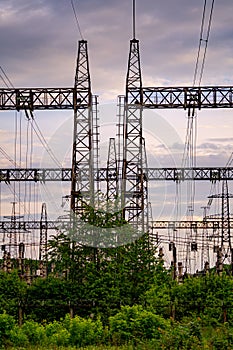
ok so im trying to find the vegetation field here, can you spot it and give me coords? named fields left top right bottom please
left=1, top=233, right=233, bottom=349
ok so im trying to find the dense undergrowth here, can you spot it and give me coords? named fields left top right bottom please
left=1, top=234, right=233, bottom=349
left=1, top=308, right=233, bottom=349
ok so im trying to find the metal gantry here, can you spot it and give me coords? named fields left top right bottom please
left=0, top=219, right=231, bottom=232
left=1, top=86, right=233, bottom=110
left=1, top=167, right=233, bottom=182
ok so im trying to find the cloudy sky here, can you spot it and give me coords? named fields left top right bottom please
left=1, top=0, right=233, bottom=90
left=0, top=0, right=233, bottom=224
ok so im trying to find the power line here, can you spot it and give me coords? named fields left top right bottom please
left=198, top=0, right=215, bottom=86
left=0, top=146, right=19, bottom=167
left=0, top=66, right=14, bottom=88
left=27, top=114, right=62, bottom=168
left=193, top=0, right=215, bottom=86
left=193, top=0, right=207, bottom=86
left=179, top=0, right=215, bottom=272
left=0, top=73, right=10, bottom=88
left=70, top=0, right=84, bottom=40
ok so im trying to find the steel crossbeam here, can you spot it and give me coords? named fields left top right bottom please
left=0, top=219, right=232, bottom=231
left=146, top=167, right=233, bottom=181
left=130, top=86, right=233, bottom=109
left=0, top=167, right=233, bottom=182
left=0, top=168, right=72, bottom=182
left=1, top=86, right=233, bottom=110
left=150, top=220, right=233, bottom=230
left=0, top=220, right=59, bottom=231
left=0, top=88, right=75, bottom=110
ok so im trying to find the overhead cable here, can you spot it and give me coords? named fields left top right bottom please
left=70, top=0, right=84, bottom=40
left=30, top=116, right=62, bottom=168
left=193, top=0, right=215, bottom=86
left=0, top=66, right=14, bottom=88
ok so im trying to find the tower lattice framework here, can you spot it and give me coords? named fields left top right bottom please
left=122, top=38, right=149, bottom=234
left=71, top=40, right=99, bottom=213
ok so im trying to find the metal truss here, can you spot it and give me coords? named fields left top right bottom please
left=0, top=168, right=71, bottom=182
left=146, top=167, right=233, bottom=181
left=39, top=203, right=48, bottom=262
left=0, top=220, right=59, bottom=231
left=0, top=88, right=75, bottom=110
left=221, top=180, right=232, bottom=248
left=200, top=207, right=210, bottom=270
left=142, top=138, right=149, bottom=232
left=1, top=86, right=233, bottom=111
left=0, top=219, right=232, bottom=232
left=106, top=138, right=118, bottom=201
left=129, top=86, right=233, bottom=109
left=208, top=180, right=233, bottom=250
left=122, top=38, right=148, bottom=232
left=71, top=40, right=95, bottom=211
left=150, top=220, right=233, bottom=230
left=1, top=167, right=233, bottom=182
left=8, top=202, right=17, bottom=258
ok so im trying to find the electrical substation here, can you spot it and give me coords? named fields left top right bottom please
left=0, top=1, right=233, bottom=279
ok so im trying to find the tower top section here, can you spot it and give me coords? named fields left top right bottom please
left=132, top=0, right=136, bottom=39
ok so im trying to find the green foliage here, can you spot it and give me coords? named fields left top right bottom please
left=68, top=315, right=103, bottom=347
left=45, top=319, right=70, bottom=347
left=9, top=326, right=29, bottom=347
left=0, top=312, right=16, bottom=347
left=109, top=305, right=169, bottom=344
left=26, top=275, right=70, bottom=322
left=4, top=226, right=233, bottom=349
left=0, top=270, right=27, bottom=318
left=45, top=231, right=158, bottom=323
left=21, top=320, right=46, bottom=345
left=144, top=271, right=233, bottom=326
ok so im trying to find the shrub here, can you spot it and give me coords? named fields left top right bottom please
left=109, top=305, right=169, bottom=344
left=9, top=327, right=29, bottom=347
left=45, top=319, right=70, bottom=346
left=68, top=315, right=103, bottom=347
left=0, top=312, right=16, bottom=347
left=21, top=320, right=46, bottom=345
left=49, top=328, right=70, bottom=346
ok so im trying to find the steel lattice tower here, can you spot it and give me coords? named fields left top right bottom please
left=8, top=202, right=18, bottom=258
left=39, top=203, right=48, bottom=262
left=71, top=40, right=98, bottom=213
left=107, top=138, right=118, bottom=201
left=221, top=180, right=232, bottom=250
left=208, top=180, right=233, bottom=271
left=122, top=38, right=148, bottom=234
left=200, top=206, right=210, bottom=271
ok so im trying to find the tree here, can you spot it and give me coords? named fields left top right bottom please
left=0, top=271, right=27, bottom=320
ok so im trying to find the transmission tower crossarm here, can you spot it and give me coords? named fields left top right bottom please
left=150, top=220, right=233, bottom=230
left=1, top=86, right=233, bottom=110
left=0, top=219, right=232, bottom=232
left=0, top=167, right=233, bottom=182
left=127, top=86, right=233, bottom=109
